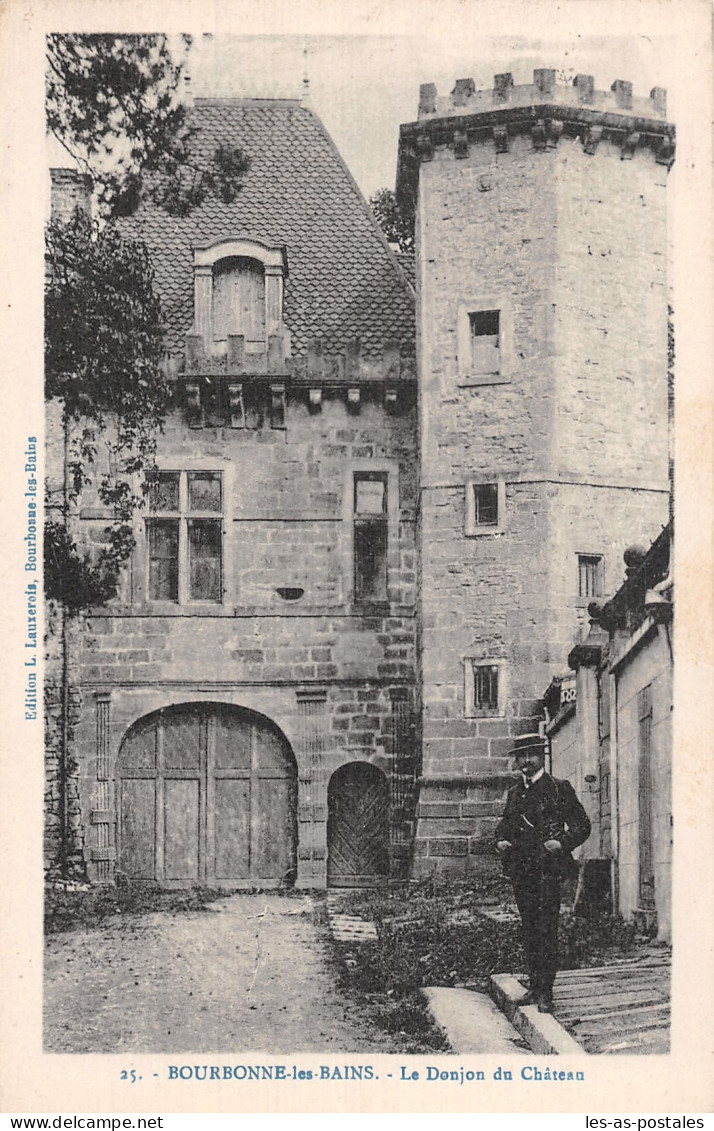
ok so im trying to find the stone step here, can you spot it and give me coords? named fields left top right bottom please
left=424, top=987, right=530, bottom=1055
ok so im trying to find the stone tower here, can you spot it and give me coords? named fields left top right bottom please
left=396, top=70, right=675, bottom=874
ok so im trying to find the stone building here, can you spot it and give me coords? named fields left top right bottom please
left=45, top=70, right=675, bottom=889
left=46, top=96, right=419, bottom=890
left=545, top=525, right=673, bottom=940
left=396, top=70, right=674, bottom=873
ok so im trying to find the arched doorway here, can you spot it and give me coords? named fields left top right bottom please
left=116, top=703, right=297, bottom=887
left=327, top=762, right=389, bottom=887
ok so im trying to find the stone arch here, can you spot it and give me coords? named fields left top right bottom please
left=116, top=702, right=297, bottom=888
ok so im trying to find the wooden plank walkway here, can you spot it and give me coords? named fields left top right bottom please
left=549, top=957, right=671, bottom=1054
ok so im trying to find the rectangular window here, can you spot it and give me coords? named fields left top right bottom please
left=458, top=296, right=512, bottom=386
left=465, top=660, right=504, bottom=717
left=147, top=471, right=223, bottom=604
left=353, top=472, right=388, bottom=603
left=465, top=479, right=505, bottom=536
left=472, top=483, right=498, bottom=526
left=473, top=663, right=499, bottom=711
left=578, top=554, right=604, bottom=599
left=470, top=310, right=500, bottom=374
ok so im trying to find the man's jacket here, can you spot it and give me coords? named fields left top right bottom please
left=495, top=773, right=591, bottom=879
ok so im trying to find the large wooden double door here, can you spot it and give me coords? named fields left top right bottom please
left=116, top=703, right=297, bottom=887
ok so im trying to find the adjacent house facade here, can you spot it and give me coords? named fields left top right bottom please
left=546, top=525, right=673, bottom=940
left=45, top=71, right=676, bottom=896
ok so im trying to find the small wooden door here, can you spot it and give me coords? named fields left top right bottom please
left=117, top=704, right=297, bottom=887
left=327, top=762, right=389, bottom=887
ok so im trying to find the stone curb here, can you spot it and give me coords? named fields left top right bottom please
left=489, top=974, right=586, bottom=1056
left=423, top=986, right=530, bottom=1055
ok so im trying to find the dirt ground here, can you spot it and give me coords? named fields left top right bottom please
left=43, top=892, right=400, bottom=1054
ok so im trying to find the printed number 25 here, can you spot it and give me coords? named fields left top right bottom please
left=120, top=1069, right=138, bottom=1083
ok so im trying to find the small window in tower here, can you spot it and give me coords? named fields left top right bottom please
left=470, top=310, right=500, bottom=374
left=578, top=554, right=604, bottom=600
left=353, top=472, right=388, bottom=604
left=473, top=483, right=498, bottom=526
left=465, top=659, right=505, bottom=717
left=465, top=478, right=505, bottom=536
left=458, top=297, right=512, bottom=386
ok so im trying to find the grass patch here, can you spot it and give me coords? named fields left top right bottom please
left=331, top=875, right=641, bottom=1049
left=45, top=884, right=226, bottom=935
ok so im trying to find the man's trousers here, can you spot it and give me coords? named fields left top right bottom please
left=511, top=869, right=562, bottom=995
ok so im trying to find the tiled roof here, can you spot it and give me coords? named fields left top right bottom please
left=124, top=98, right=415, bottom=360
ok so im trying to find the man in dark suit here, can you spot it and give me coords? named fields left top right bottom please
left=495, top=733, right=591, bottom=1013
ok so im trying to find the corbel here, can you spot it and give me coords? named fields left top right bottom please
left=546, top=119, right=563, bottom=148
left=308, top=388, right=323, bottom=414
left=270, top=382, right=286, bottom=429
left=227, top=380, right=245, bottom=429
left=656, top=135, right=675, bottom=167
left=531, top=120, right=547, bottom=151
left=620, top=130, right=641, bottom=160
left=453, top=129, right=469, bottom=159
left=583, top=125, right=603, bottom=155
left=493, top=125, right=510, bottom=154
left=185, top=380, right=203, bottom=428
left=384, top=387, right=398, bottom=412
left=347, top=387, right=361, bottom=413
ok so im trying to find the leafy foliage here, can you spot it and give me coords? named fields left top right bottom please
left=46, top=34, right=249, bottom=218
left=369, top=187, right=415, bottom=255
left=45, top=211, right=169, bottom=611
left=333, top=877, right=639, bottom=1046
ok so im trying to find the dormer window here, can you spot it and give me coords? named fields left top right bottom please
left=212, top=257, right=265, bottom=346
left=192, top=235, right=288, bottom=357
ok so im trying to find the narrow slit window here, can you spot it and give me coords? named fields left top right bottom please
left=354, top=473, right=388, bottom=603
left=578, top=554, right=604, bottom=599
left=473, top=663, right=500, bottom=713
left=473, top=483, right=499, bottom=526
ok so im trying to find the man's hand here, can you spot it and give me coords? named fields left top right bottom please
left=544, top=839, right=562, bottom=852
left=496, top=840, right=512, bottom=853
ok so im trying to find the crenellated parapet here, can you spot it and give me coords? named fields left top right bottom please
left=397, top=69, right=675, bottom=206
left=161, top=336, right=416, bottom=427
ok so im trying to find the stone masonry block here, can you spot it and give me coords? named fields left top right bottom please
left=428, top=838, right=468, bottom=857
left=461, top=801, right=501, bottom=817
left=417, top=802, right=462, bottom=819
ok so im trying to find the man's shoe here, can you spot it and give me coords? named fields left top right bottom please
left=536, top=992, right=554, bottom=1013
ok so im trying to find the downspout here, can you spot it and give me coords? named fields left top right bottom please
left=59, top=418, right=70, bottom=878
left=608, top=667, right=620, bottom=916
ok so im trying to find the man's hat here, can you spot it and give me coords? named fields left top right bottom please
left=508, top=733, right=547, bottom=759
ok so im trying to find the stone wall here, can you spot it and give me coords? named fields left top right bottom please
left=56, top=389, right=418, bottom=886
left=614, top=624, right=672, bottom=942
left=410, top=84, right=671, bottom=873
